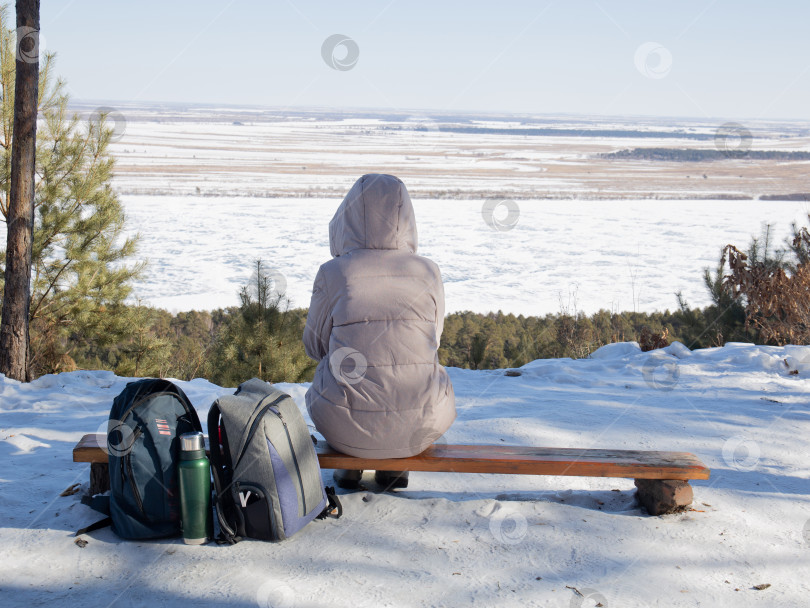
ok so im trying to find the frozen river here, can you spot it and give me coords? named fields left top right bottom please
left=121, top=195, right=810, bottom=316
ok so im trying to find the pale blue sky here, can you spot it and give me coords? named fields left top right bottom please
left=41, top=0, right=810, bottom=119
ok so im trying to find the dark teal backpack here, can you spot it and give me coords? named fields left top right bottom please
left=80, top=378, right=203, bottom=539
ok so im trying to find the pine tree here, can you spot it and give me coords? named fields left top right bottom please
left=210, top=260, right=314, bottom=386
left=0, top=9, right=142, bottom=378
left=469, top=332, right=488, bottom=370
left=786, top=215, right=810, bottom=272
left=0, top=1, right=39, bottom=380
left=115, top=303, right=172, bottom=378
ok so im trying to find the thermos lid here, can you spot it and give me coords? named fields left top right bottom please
left=180, top=431, right=205, bottom=452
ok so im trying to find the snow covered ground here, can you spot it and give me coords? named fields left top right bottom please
left=122, top=194, right=810, bottom=315
left=1, top=341, right=809, bottom=606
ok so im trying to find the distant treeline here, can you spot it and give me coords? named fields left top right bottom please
left=70, top=303, right=315, bottom=388
left=438, top=304, right=753, bottom=369
left=60, top=300, right=750, bottom=383
left=760, top=193, right=810, bottom=202
left=600, top=148, right=810, bottom=162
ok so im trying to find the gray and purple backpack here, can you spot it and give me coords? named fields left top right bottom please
left=208, top=378, right=341, bottom=543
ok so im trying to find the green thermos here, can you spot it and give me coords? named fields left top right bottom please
left=178, top=431, right=213, bottom=545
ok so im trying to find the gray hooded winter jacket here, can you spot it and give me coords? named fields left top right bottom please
left=304, top=174, right=456, bottom=458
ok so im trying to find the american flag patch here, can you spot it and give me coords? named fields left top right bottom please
left=155, top=419, right=171, bottom=436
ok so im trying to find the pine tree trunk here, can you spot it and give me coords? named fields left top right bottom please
left=0, top=1, right=41, bottom=381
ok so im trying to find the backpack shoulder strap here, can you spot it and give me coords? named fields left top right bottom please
left=76, top=517, right=113, bottom=536
left=207, top=400, right=240, bottom=544
left=76, top=494, right=112, bottom=536
left=317, top=486, right=343, bottom=520
left=167, top=380, right=202, bottom=430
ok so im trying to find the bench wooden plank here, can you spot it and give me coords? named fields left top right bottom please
left=73, top=433, right=710, bottom=481
left=73, top=433, right=113, bottom=463
left=316, top=444, right=709, bottom=480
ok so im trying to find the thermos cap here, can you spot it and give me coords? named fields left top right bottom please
left=180, top=431, right=205, bottom=452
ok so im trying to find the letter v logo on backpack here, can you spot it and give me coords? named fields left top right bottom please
left=239, top=491, right=251, bottom=508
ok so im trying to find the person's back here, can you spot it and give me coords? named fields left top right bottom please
left=304, top=174, right=456, bottom=460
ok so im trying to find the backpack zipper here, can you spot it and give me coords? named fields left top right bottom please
left=268, top=408, right=307, bottom=515
left=124, top=427, right=145, bottom=515
left=233, top=394, right=288, bottom=470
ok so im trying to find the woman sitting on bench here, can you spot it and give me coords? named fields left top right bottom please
left=303, top=174, right=456, bottom=489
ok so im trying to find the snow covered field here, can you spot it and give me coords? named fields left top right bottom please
left=89, top=104, right=810, bottom=315
left=1, top=341, right=809, bottom=606
left=96, top=105, right=810, bottom=201
left=122, top=194, right=810, bottom=315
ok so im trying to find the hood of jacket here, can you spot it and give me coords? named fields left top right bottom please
left=329, top=174, right=418, bottom=257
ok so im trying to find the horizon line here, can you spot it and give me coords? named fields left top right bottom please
left=62, top=98, right=810, bottom=125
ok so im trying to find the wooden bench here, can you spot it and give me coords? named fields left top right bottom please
left=73, top=433, right=710, bottom=515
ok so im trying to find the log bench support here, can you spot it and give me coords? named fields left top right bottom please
left=634, top=479, right=694, bottom=516
left=90, top=462, right=110, bottom=496
left=73, top=434, right=709, bottom=516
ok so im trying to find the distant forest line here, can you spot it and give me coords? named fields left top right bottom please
left=58, top=301, right=750, bottom=386
left=600, top=148, right=810, bottom=162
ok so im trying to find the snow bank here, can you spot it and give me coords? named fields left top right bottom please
left=1, top=342, right=808, bottom=606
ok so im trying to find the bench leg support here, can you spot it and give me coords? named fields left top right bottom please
left=634, top=479, right=693, bottom=515
left=90, top=463, right=110, bottom=495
